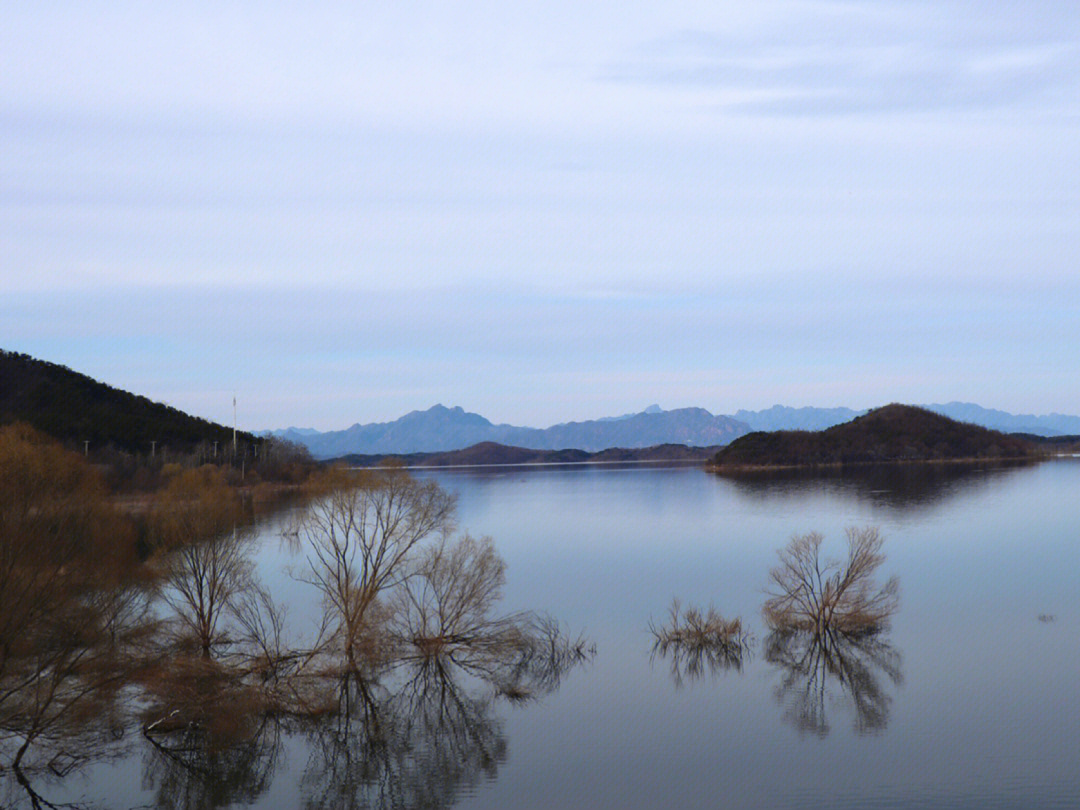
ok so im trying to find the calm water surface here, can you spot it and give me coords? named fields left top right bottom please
left=39, top=459, right=1080, bottom=808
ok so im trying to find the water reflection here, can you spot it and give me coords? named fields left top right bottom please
left=142, top=716, right=283, bottom=810
left=299, top=664, right=505, bottom=810
left=764, top=627, right=902, bottom=736
left=137, top=620, right=591, bottom=810
left=718, top=461, right=1036, bottom=513
left=652, top=637, right=748, bottom=687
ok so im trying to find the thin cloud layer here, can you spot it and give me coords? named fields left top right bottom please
left=608, top=2, right=1079, bottom=114
left=2, top=1, right=1078, bottom=426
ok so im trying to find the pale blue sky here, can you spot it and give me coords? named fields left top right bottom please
left=3, top=1, right=1078, bottom=429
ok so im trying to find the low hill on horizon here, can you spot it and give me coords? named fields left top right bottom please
left=712, top=404, right=1041, bottom=468
left=339, top=441, right=723, bottom=468
left=0, top=349, right=256, bottom=456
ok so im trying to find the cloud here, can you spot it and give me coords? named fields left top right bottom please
left=606, top=2, right=1080, bottom=114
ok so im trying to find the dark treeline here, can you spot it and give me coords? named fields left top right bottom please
left=713, top=404, right=1040, bottom=468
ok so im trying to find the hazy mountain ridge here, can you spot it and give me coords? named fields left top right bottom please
left=733, top=405, right=864, bottom=432
left=275, top=401, right=1080, bottom=459
left=922, top=402, right=1080, bottom=436
left=283, top=404, right=750, bottom=459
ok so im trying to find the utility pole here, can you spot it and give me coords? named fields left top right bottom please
left=150, top=440, right=157, bottom=458
left=233, top=395, right=237, bottom=456
left=83, top=440, right=89, bottom=457
left=213, top=440, right=218, bottom=458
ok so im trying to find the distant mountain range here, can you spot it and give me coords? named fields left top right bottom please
left=269, top=405, right=748, bottom=459
left=268, top=401, right=1080, bottom=459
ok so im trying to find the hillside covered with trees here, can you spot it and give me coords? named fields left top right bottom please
left=1, top=349, right=256, bottom=456
left=711, top=404, right=1041, bottom=469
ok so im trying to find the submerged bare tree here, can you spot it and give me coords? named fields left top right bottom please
left=650, top=600, right=751, bottom=687
left=762, top=526, right=902, bottom=734
left=763, top=527, right=899, bottom=635
left=294, top=465, right=457, bottom=668
left=394, top=534, right=518, bottom=654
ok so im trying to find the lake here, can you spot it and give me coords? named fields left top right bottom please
left=20, top=458, right=1080, bottom=808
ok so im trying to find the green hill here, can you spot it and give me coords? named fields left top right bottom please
left=712, top=404, right=1040, bottom=469
left=0, top=349, right=254, bottom=455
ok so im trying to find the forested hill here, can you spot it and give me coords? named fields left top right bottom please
left=712, top=404, right=1041, bottom=468
left=0, top=350, right=254, bottom=455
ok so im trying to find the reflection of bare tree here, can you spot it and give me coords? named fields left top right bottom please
left=299, top=622, right=592, bottom=810
left=299, top=664, right=503, bottom=810
left=652, top=635, right=748, bottom=688
left=141, top=713, right=283, bottom=810
left=764, top=627, right=902, bottom=736
left=474, top=614, right=595, bottom=702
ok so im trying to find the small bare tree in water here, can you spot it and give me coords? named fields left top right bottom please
left=763, top=527, right=899, bottom=634
left=294, top=464, right=457, bottom=668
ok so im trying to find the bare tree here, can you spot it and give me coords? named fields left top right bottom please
left=149, top=467, right=255, bottom=659
left=395, top=534, right=511, bottom=653
left=293, top=465, right=457, bottom=668
left=763, top=527, right=899, bottom=635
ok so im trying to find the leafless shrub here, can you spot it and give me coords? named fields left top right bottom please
left=649, top=600, right=751, bottom=686
left=763, top=527, right=899, bottom=635
left=651, top=599, right=749, bottom=648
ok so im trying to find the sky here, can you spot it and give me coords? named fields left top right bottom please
left=3, top=1, right=1078, bottom=430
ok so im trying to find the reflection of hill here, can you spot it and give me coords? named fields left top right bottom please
left=718, top=461, right=1036, bottom=514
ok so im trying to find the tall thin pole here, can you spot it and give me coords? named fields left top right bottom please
left=233, top=395, right=237, bottom=456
